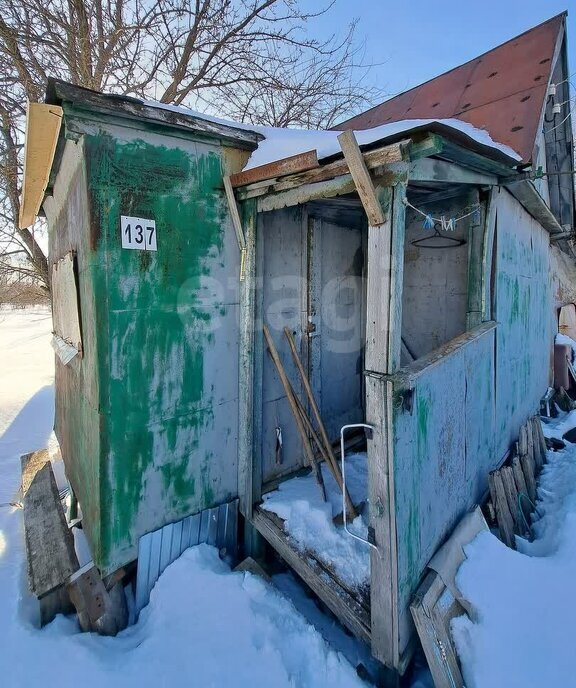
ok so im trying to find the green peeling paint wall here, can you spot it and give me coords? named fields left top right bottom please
left=49, top=112, right=247, bottom=575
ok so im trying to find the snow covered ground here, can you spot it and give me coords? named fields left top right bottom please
left=4, top=307, right=576, bottom=688
left=262, top=453, right=371, bottom=590
left=0, top=308, right=368, bottom=688
left=453, top=411, right=576, bottom=687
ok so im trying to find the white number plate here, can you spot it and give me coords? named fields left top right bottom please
left=120, top=216, right=157, bottom=251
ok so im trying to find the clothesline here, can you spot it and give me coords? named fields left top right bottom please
left=402, top=197, right=481, bottom=232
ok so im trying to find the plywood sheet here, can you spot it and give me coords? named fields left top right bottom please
left=51, top=252, right=82, bottom=353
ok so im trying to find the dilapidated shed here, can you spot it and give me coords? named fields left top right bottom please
left=19, top=11, right=575, bottom=677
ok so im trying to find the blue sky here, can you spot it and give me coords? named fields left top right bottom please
left=304, top=0, right=575, bottom=103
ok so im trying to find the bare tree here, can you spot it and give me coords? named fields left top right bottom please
left=0, top=1, right=381, bottom=291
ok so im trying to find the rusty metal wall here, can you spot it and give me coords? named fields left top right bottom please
left=135, top=499, right=238, bottom=614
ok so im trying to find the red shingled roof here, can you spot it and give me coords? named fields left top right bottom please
left=335, top=13, right=566, bottom=164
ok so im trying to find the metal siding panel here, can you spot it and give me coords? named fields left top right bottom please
left=147, top=528, right=164, bottom=598
left=170, top=519, right=184, bottom=560
left=159, top=524, right=173, bottom=575
left=135, top=531, right=152, bottom=612
left=207, top=507, right=219, bottom=546
left=135, top=499, right=239, bottom=614
left=180, top=515, right=193, bottom=551
left=188, top=512, right=202, bottom=547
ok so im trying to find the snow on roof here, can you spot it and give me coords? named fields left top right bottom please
left=145, top=100, right=522, bottom=172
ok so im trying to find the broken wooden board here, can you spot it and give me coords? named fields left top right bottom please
left=337, top=130, right=386, bottom=226
left=21, top=451, right=78, bottom=599
left=410, top=571, right=465, bottom=688
left=67, top=564, right=128, bottom=636
left=21, top=450, right=128, bottom=634
left=230, top=150, right=319, bottom=187
left=488, top=470, right=515, bottom=548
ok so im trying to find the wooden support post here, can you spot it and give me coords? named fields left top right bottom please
left=238, top=199, right=258, bottom=518
left=366, top=183, right=406, bottom=669
left=338, top=130, right=387, bottom=227
left=466, top=189, right=484, bottom=330
left=481, top=188, right=497, bottom=322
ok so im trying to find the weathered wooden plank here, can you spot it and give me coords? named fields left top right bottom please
left=409, top=158, right=498, bottom=186
left=407, top=134, right=444, bottom=161
left=49, top=79, right=262, bottom=149
left=239, top=141, right=407, bottom=199
left=511, top=456, right=531, bottom=526
left=257, top=174, right=357, bottom=212
left=367, top=376, right=399, bottom=668
left=525, top=419, right=536, bottom=471
left=223, top=175, right=246, bottom=251
left=488, top=470, right=515, bottom=548
left=410, top=571, right=465, bottom=688
left=365, top=186, right=393, bottom=373
left=480, top=187, right=497, bottom=319
left=51, top=252, right=82, bottom=354
left=500, top=465, right=521, bottom=535
left=67, top=564, right=128, bottom=636
left=519, top=451, right=537, bottom=504
left=19, top=102, right=63, bottom=229
left=21, top=452, right=79, bottom=598
left=531, top=416, right=547, bottom=470
left=387, top=184, right=407, bottom=371
left=238, top=200, right=257, bottom=517
left=395, top=321, right=497, bottom=386
left=505, top=179, right=564, bottom=235
left=466, top=189, right=484, bottom=329
left=337, top=130, right=386, bottom=226
left=230, top=150, right=319, bottom=187
left=252, top=507, right=371, bottom=645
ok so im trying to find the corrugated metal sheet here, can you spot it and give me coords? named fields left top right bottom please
left=335, top=13, right=565, bottom=163
left=135, top=499, right=238, bottom=614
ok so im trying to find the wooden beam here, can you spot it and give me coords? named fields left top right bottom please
left=362, top=172, right=415, bottom=370
left=238, top=199, right=257, bottom=518
left=19, top=103, right=63, bottom=228
left=238, top=140, right=407, bottom=200
left=481, top=188, right=497, bottom=321
left=223, top=175, right=246, bottom=250
left=504, top=179, right=564, bottom=235
left=466, top=189, right=484, bottom=329
left=230, top=150, right=319, bottom=187
left=252, top=508, right=371, bottom=644
left=337, top=130, right=386, bottom=226
left=367, top=375, right=399, bottom=668
left=409, top=157, right=498, bottom=186
left=365, top=185, right=406, bottom=669
left=257, top=174, right=357, bottom=212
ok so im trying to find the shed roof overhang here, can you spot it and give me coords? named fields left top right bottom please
left=19, top=79, right=264, bottom=229
left=232, top=128, right=562, bottom=236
